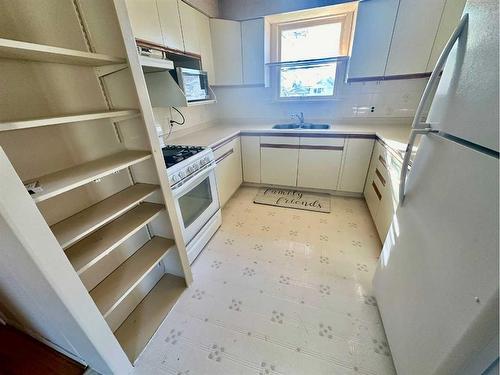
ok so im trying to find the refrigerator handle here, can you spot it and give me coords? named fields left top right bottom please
left=399, top=13, right=469, bottom=206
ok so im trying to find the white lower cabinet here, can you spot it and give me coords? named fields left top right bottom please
left=363, top=140, right=402, bottom=241
left=214, top=138, right=243, bottom=207
left=260, top=136, right=299, bottom=186
left=339, top=138, right=375, bottom=192
left=241, top=136, right=261, bottom=183
left=297, top=137, right=344, bottom=190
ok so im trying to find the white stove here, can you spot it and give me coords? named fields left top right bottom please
left=161, top=145, right=221, bottom=264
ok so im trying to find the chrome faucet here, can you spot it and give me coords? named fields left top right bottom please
left=291, top=112, right=304, bottom=124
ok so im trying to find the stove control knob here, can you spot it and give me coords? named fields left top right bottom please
left=193, top=163, right=199, bottom=170
left=187, top=166, right=194, bottom=173
left=171, top=175, right=178, bottom=183
left=200, top=157, right=208, bottom=165
left=178, top=171, right=185, bottom=178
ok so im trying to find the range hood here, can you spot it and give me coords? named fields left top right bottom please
left=137, top=43, right=216, bottom=107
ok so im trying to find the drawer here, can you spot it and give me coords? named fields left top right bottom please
left=365, top=179, right=382, bottom=219
left=213, top=137, right=239, bottom=160
left=299, top=137, right=344, bottom=147
left=260, top=136, right=299, bottom=145
left=374, top=164, right=388, bottom=188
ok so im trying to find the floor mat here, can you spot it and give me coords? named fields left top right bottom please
left=253, top=187, right=331, bottom=213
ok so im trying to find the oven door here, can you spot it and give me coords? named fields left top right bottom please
left=171, top=163, right=220, bottom=244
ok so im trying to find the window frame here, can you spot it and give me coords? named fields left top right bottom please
left=270, top=12, right=355, bottom=101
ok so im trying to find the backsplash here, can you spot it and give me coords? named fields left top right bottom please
left=153, top=77, right=428, bottom=143
left=213, top=78, right=428, bottom=121
left=153, top=104, right=218, bottom=141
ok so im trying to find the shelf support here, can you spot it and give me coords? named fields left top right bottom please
left=95, top=64, right=129, bottom=77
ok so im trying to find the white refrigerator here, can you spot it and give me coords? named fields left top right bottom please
left=373, top=1, right=499, bottom=374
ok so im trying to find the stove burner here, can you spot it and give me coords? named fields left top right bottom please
left=162, top=145, right=205, bottom=168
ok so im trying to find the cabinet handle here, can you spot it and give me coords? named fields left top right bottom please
left=375, top=168, right=386, bottom=186
left=372, top=181, right=382, bottom=200
left=378, top=155, right=387, bottom=168
left=260, top=143, right=300, bottom=149
left=215, top=148, right=234, bottom=164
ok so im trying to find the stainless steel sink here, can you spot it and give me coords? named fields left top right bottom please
left=272, top=123, right=301, bottom=129
left=299, top=123, right=331, bottom=129
left=272, top=123, right=331, bottom=130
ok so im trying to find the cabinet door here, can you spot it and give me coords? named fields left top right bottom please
left=210, top=19, right=243, bottom=85
left=125, top=0, right=163, bottom=44
left=339, top=138, right=375, bottom=192
left=179, top=1, right=200, bottom=54
left=215, top=139, right=243, bottom=207
left=426, top=0, right=467, bottom=71
left=348, top=0, right=399, bottom=79
left=365, top=179, right=383, bottom=223
left=297, top=137, right=344, bottom=190
left=197, top=11, right=215, bottom=85
left=241, top=18, right=265, bottom=85
left=156, top=0, right=184, bottom=50
left=385, top=0, right=446, bottom=75
left=260, top=137, right=299, bottom=187
left=241, top=136, right=260, bottom=183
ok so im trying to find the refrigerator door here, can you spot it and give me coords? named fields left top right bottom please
left=373, top=133, right=499, bottom=375
left=427, top=0, right=499, bottom=152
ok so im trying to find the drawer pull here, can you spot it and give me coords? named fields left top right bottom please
left=260, top=143, right=300, bottom=149
left=378, top=155, right=387, bottom=168
left=372, top=181, right=382, bottom=200
left=215, top=148, right=234, bottom=164
left=375, top=168, right=386, bottom=186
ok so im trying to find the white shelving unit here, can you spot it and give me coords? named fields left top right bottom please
left=0, top=1, right=193, bottom=373
left=0, top=37, right=126, bottom=66
left=51, top=183, right=159, bottom=249
left=65, top=202, right=164, bottom=274
left=0, top=109, right=140, bottom=132
left=28, top=150, right=152, bottom=203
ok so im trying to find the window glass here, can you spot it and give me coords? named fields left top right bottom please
left=280, top=63, right=337, bottom=97
left=280, top=23, right=342, bottom=61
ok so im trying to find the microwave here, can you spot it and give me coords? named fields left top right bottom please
left=175, top=67, right=210, bottom=102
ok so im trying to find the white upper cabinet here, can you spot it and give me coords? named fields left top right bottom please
left=125, top=0, right=163, bottom=45
left=179, top=1, right=201, bottom=54
left=196, top=11, right=215, bottom=84
left=426, top=0, right=467, bottom=71
left=348, top=0, right=399, bottom=79
left=385, top=0, right=446, bottom=76
left=241, top=18, right=265, bottom=85
left=210, top=19, right=243, bottom=86
left=156, top=0, right=184, bottom=50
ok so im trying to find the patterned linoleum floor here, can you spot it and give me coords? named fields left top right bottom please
left=133, top=187, right=396, bottom=375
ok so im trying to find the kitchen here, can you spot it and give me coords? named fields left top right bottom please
left=0, top=0, right=498, bottom=374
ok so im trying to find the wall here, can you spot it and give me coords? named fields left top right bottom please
left=218, top=0, right=352, bottom=20
left=153, top=103, right=218, bottom=140
left=184, top=0, right=219, bottom=17
left=213, top=78, right=427, bottom=122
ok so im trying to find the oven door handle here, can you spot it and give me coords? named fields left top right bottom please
left=171, top=161, right=216, bottom=197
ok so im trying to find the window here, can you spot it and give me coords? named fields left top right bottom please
left=269, top=8, right=355, bottom=100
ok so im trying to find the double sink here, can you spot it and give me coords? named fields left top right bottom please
left=272, top=123, right=331, bottom=130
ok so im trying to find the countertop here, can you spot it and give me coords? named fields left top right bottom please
left=168, top=119, right=415, bottom=162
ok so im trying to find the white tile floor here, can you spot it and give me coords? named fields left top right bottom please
left=133, top=187, right=396, bottom=375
